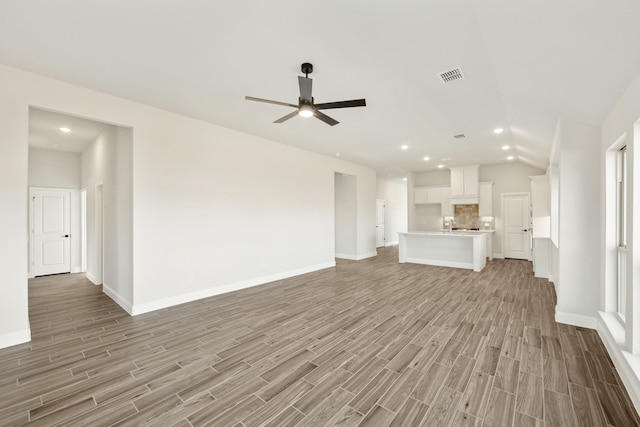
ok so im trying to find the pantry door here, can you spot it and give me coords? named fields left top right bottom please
left=503, top=193, right=531, bottom=260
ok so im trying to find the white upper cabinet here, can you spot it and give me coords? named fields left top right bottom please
left=478, top=182, right=494, bottom=216
left=450, top=165, right=479, bottom=203
left=414, top=186, right=428, bottom=204
left=414, top=186, right=453, bottom=216
left=440, top=187, right=453, bottom=216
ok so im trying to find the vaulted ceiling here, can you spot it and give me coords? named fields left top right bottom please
left=3, top=1, right=640, bottom=179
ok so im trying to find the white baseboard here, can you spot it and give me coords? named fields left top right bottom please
left=336, top=253, right=358, bottom=260
left=102, top=283, right=133, bottom=315
left=493, top=253, right=504, bottom=259
left=555, top=311, right=598, bottom=329
left=335, top=251, right=378, bottom=261
left=0, top=328, right=31, bottom=349
left=72, top=266, right=82, bottom=274
left=403, top=257, right=473, bottom=271
left=27, top=272, right=34, bottom=279
left=357, top=251, right=377, bottom=260
left=131, top=261, right=336, bottom=316
left=598, top=312, right=640, bottom=412
left=385, top=241, right=399, bottom=247
left=86, top=272, right=100, bottom=285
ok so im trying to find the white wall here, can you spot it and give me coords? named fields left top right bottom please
left=376, top=178, right=408, bottom=245
left=553, top=118, right=601, bottom=328
left=335, top=173, right=358, bottom=258
left=81, top=125, right=134, bottom=311
left=0, top=64, right=377, bottom=343
left=0, top=91, right=30, bottom=348
left=29, top=147, right=81, bottom=188
left=28, top=147, right=82, bottom=274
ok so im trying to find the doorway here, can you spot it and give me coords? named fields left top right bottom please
left=29, top=187, right=72, bottom=276
left=502, top=192, right=531, bottom=260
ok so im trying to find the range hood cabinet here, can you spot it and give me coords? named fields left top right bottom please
left=449, top=165, right=479, bottom=204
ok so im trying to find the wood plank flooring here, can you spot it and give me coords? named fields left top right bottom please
left=1, top=246, right=638, bottom=426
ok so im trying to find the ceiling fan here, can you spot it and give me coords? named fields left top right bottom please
left=245, top=63, right=366, bottom=126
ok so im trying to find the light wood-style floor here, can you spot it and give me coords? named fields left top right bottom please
left=1, top=247, right=638, bottom=426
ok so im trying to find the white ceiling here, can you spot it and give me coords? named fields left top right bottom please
left=4, top=1, right=640, bottom=179
left=29, top=108, right=108, bottom=153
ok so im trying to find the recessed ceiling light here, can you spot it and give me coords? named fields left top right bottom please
left=437, top=164, right=445, bottom=169
left=403, top=177, right=407, bottom=181
left=59, top=127, right=71, bottom=133
left=401, top=144, right=409, bottom=150
left=423, top=156, right=430, bottom=161
left=507, top=156, right=514, bottom=160
left=494, top=128, right=504, bottom=134
left=52, top=144, right=60, bottom=149
left=335, top=153, right=340, bottom=157
left=501, top=145, right=510, bottom=150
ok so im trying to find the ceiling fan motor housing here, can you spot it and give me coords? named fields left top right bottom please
left=301, top=63, right=313, bottom=76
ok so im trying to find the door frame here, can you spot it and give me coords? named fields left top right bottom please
left=501, top=192, right=532, bottom=261
left=376, top=199, right=385, bottom=248
left=28, top=186, right=73, bottom=278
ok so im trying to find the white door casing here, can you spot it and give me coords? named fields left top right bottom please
left=30, top=187, right=72, bottom=276
left=376, top=199, right=385, bottom=248
left=502, top=193, right=531, bottom=260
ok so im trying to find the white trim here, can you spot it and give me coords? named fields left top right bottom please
left=27, top=272, right=35, bottom=279
left=555, top=311, right=598, bottom=329
left=598, top=312, right=640, bottom=412
left=492, top=253, right=504, bottom=259
left=0, top=328, right=31, bottom=349
left=72, top=266, right=82, bottom=273
left=385, top=241, right=399, bottom=247
left=130, top=261, right=336, bottom=316
left=102, top=283, right=133, bottom=315
left=336, top=252, right=377, bottom=261
left=86, top=272, right=100, bottom=285
left=403, top=257, right=475, bottom=271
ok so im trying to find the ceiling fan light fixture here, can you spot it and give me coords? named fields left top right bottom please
left=298, top=105, right=314, bottom=118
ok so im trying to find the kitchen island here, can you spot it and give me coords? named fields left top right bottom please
left=399, top=231, right=487, bottom=272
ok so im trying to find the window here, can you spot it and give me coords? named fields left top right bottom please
left=617, top=146, right=627, bottom=321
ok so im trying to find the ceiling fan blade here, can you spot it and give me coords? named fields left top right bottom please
left=273, top=110, right=300, bottom=124
left=245, top=96, right=298, bottom=108
left=314, top=110, right=339, bottom=126
left=314, top=99, right=367, bottom=110
left=298, top=76, right=313, bottom=103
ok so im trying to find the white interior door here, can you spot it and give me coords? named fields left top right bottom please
left=503, top=193, right=531, bottom=260
left=376, top=199, right=385, bottom=248
left=30, top=188, right=71, bottom=276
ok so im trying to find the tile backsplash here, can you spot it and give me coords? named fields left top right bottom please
left=443, top=204, right=495, bottom=230
left=454, top=204, right=479, bottom=228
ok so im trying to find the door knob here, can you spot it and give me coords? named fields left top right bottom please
left=522, top=229, right=529, bottom=232
left=63, top=234, right=69, bottom=238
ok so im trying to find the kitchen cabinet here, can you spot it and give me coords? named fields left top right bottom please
left=478, top=182, right=494, bottom=216
left=441, top=187, right=453, bottom=216
left=414, top=186, right=453, bottom=216
left=450, top=165, right=479, bottom=204
left=414, top=187, right=428, bottom=204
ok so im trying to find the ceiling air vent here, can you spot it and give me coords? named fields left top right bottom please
left=453, top=134, right=466, bottom=139
left=438, top=67, right=465, bottom=84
